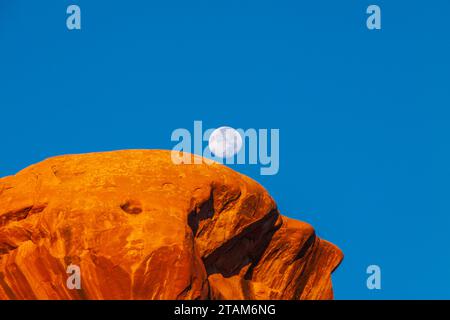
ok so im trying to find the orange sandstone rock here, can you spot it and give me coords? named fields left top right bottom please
left=0, top=150, right=342, bottom=300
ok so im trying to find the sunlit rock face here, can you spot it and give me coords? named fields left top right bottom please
left=0, top=150, right=342, bottom=300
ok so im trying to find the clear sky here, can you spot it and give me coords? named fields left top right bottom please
left=1, top=1, right=449, bottom=299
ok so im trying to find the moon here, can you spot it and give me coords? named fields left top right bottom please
left=208, top=126, right=243, bottom=158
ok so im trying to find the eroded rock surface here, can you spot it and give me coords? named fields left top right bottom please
left=0, top=150, right=342, bottom=300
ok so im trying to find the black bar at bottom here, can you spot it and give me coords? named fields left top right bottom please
left=0, top=300, right=443, bottom=319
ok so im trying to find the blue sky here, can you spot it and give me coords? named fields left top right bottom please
left=1, top=1, right=450, bottom=299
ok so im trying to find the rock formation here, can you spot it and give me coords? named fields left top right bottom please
left=0, top=150, right=342, bottom=300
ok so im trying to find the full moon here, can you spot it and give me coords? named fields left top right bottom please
left=208, top=126, right=243, bottom=158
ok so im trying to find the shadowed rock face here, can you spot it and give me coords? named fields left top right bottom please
left=0, top=150, right=343, bottom=300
